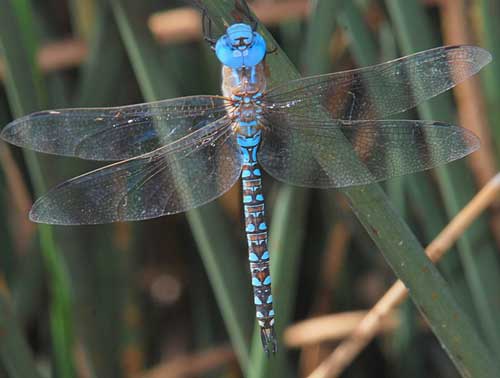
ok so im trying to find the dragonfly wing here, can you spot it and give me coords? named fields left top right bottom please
left=263, top=45, right=491, bottom=120
left=259, top=116, right=479, bottom=188
left=1, top=95, right=229, bottom=161
left=30, top=117, right=241, bottom=224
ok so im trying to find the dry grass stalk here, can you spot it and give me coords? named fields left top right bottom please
left=140, top=345, right=235, bottom=378
left=286, top=310, right=399, bottom=347
left=437, top=0, right=500, bottom=246
left=439, top=0, right=496, bottom=186
left=0, top=0, right=309, bottom=81
left=298, top=221, right=350, bottom=375
left=0, top=142, right=36, bottom=252
left=0, top=38, right=87, bottom=81
left=306, top=173, right=500, bottom=378
left=149, top=0, right=309, bottom=44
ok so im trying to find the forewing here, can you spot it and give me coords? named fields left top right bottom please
left=30, top=118, right=241, bottom=224
left=263, top=45, right=491, bottom=120
left=258, top=116, right=479, bottom=188
left=1, top=95, right=229, bottom=161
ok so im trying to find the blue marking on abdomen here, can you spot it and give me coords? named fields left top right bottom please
left=237, top=132, right=261, bottom=148
left=252, top=277, right=262, bottom=287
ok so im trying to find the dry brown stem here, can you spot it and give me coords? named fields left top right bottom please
left=140, top=345, right=235, bottom=378
left=286, top=310, right=399, bottom=347
left=0, top=1, right=309, bottom=80
left=306, top=173, right=500, bottom=378
left=0, top=142, right=36, bottom=252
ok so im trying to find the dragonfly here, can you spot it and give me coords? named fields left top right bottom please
left=1, top=14, right=491, bottom=354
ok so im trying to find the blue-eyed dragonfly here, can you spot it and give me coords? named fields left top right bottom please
left=1, top=17, right=490, bottom=353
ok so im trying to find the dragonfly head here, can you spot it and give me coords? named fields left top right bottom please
left=215, top=23, right=266, bottom=68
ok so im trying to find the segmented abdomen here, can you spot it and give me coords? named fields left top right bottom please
left=238, top=133, right=276, bottom=342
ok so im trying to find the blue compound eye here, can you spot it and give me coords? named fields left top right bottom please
left=215, top=23, right=267, bottom=68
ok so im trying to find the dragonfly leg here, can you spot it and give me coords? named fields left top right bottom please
left=201, top=8, right=216, bottom=49
left=266, top=45, right=278, bottom=54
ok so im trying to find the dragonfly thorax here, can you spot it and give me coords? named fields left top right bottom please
left=229, top=95, right=263, bottom=137
left=222, top=63, right=266, bottom=138
left=221, top=63, right=267, bottom=97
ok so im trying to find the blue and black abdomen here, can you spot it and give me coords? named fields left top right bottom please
left=238, top=132, right=277, bottom=354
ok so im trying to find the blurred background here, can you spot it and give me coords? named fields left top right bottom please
left=1, top=0, right=500, bottom=377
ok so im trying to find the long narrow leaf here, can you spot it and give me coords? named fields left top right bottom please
left=0, top=290, right=43, bottom=378
left=0, top=1, right=75, bottom=377
left=248, top=1, right=344, bottom=375
left=386, top=0, right=500, bottom=356
left=479, top=0, right=500, bottom=156
left=200, top=1, right=499, bottom=377
left=110, top=0, right=254, bottom=371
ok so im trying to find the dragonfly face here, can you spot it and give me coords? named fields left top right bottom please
left=227, top=23, right=254, bottom=47
left=215, top=23, right=266, bottom=68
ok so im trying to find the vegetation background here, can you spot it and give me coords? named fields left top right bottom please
left=1, top=0, right=500, bottom=377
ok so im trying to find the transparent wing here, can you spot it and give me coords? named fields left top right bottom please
left=30, top=117, right=241, bottom=225
left=1, top=95, right=230, bottom=161
left=258, top=116, right=479, bottom=188
left=263, top=45, right=491, bottom=120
